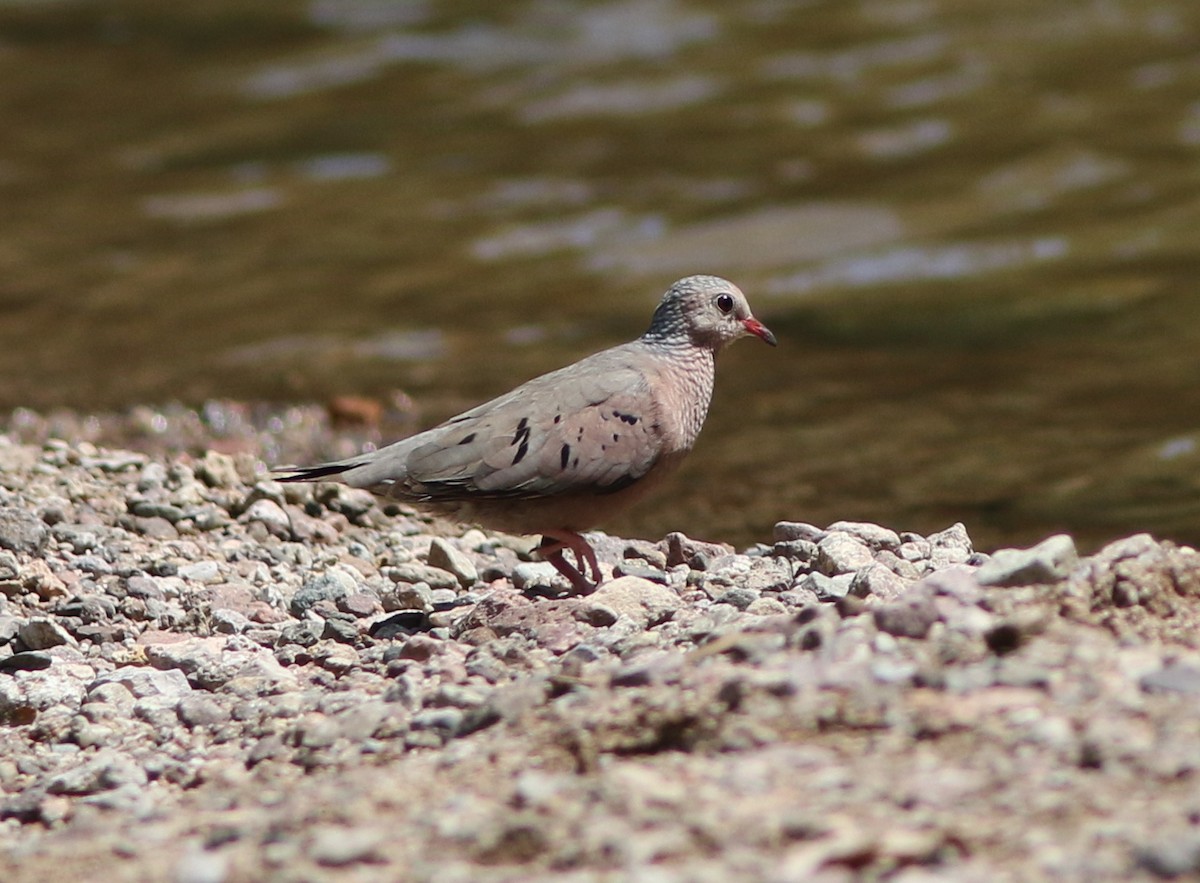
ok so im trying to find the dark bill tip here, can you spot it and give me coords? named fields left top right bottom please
left=743, top=317, right=777, bottom=347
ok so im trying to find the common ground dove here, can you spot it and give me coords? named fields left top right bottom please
left=276, top=275, right=776, bottom=594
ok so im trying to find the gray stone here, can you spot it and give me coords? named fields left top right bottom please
left=873, top=591, right=940, bottom=639
left=772, top=539, right=817, bottom=563
left=826, top=521, right=900, bottom=551
left=91, top=667, right=192, bottom=699
left=773, top=521, right=826, bottom=543
left=0, top=507, right=46, bottom=553
left=0, top=550, right=19, bottom=580
left=176, top=694, right=231, bottom=728
left=17, top=618, right=76, bottom=650
left=588, top=576, right=680, bottom=627
left=976, top=534, right=1078, bottom=587
left=798, top=571, right=853, bottom=600
left=511, top=562, right=565, bottom=591
left=815, top=532, right=875, bottom=576
left=241, top=498, right=292, bottom=538
left=129, top=499, right=188, bottom=523
left=291, top=569, right=359, bottom=617
left=178, top=560, right=222, bottom=583
left=427, top=538, right=478, bottom=588
left=714, top=587, right=760, bottom=610
left=46, top=750, right=148, bottom=795
left=0, top=669, right=87, bottom=719
left=1135, top=833, right=1200, bottom=878
left=849, top=562, right=909, bottom=601
left=173, top=849, right=231, bottom=883
left=385, top=561, right=460, bottom=591
left=195, top=450, right=241, bottom=488
left=927, top=523, right=974, bottom=567
left=211, top=608, right=251, bottom=634
left=310, top=826, right=386, bottom=867
left=1140, top=664, right=1200, bottom=696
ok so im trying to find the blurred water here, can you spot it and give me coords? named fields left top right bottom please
left=3, top=0, right=1200, bottom=551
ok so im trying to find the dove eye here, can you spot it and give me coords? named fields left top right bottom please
left=715, top=293, right=735, bottom=314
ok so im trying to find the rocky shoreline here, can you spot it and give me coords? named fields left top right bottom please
left=2, top=407, right=1200, bottom=881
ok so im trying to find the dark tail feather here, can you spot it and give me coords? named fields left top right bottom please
left=274, top=462, right=355, bottom=483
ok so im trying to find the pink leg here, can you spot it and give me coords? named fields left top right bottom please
left=536, top=530, right=602, bottom=595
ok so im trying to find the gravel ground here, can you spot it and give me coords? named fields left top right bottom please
left=3, top=405, right=1200, bottom=882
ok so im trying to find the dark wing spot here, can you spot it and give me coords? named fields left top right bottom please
left=612, top=433, right=619, bottom=443
left=512, top=438, right=529, bottom=465
left=458, top=433, right=476, bottom=445
left=615, top=411, right=638, bottom=425
left=553, top=414, right=561, bottom=424
left=512, top=417, right=529, bottom=445
left=560, top=444, right=570, bottom=470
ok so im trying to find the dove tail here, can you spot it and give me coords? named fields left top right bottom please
left=274, top=462, right=356, bottom=483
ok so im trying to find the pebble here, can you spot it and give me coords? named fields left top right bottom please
left=588, top=576, right=681, bottom=627
left=290, top=569, right=358, bottom=617
left=976, top=533, right=1078, bottom=587
left=309, top=826, right=386, bottom=867
left=815, top=532, right=875, bottom=576
left=17, top=618, right=76, bottom=651
left=91, top=668, right=192, bottom=700
left=240, top=498, right=292, bottom=538
left=0, top=507, right=47, bottom=553
left=178, top=561, right=223, bottom=584
left=427, top=537, right=478, bottom=588
left=385, top=562, right=460, bottom=591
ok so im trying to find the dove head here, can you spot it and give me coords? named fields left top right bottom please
left=645, top=275, right=777, bottom=351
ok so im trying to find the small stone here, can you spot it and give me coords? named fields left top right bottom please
left=511, top=562, right=564, bottom=591
left=588, top=576, right=680, bottom=627
left=278, top=621, right=324, bottom=647
left=240, top=499, right=291, bottom=538
left=663, top=532, right=733, bottom=569
left=176, top=694, right=231, bottom=728
left=174, top=849, right=231, bottom=883
left=427, top=538, right=478, bottom=588
left=927, top=523, right=974, bottom=567
left=338, top=592, right=382, bottom=618
left=195, top=450, right=241, bottom=488
left=385, top=562, right=459, bottom=591
left=1135, top=833, right=1200, bottom=878
left=745, top=597, right=789, bottom=616
left=773, top=521, right=826, bottom=543
left=849, top=562, right=909, bottom=601
left=815, top=532, right=875, bottom=576
left=772, top=539, right=817, bottom=563
left=17, top=618, right=76, bottom=651
left=91, top=667, right=192, bottom=700
left=714, top=587, right=760, bottom=610
left=178, top=561, right=223, bottom=584
left=310, top=826, right=385, bottom=867
left=826, top=521, right=900, bottom=551
left=0, top=507, right=47, bottom=553
left=211, top=608, right=251, bottom=634
left=290, top=569, right=359, bottom=617
left=976, top=534, right=1078, bottom=587
left=1140, top=664, right=1200, bottom=696
left=397, top=634, right=440, bottom=661
left=798, top=571, right=853, bottom=600
left=46, top=750, right=148, bottom=795
left=0, top=652, right=53, bottom=672
left=385, top=581, right=434, bottom=612
left=873, top=591, right=940, bottom=639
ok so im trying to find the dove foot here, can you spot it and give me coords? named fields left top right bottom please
left=536, top=530, right=602, bottom=595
